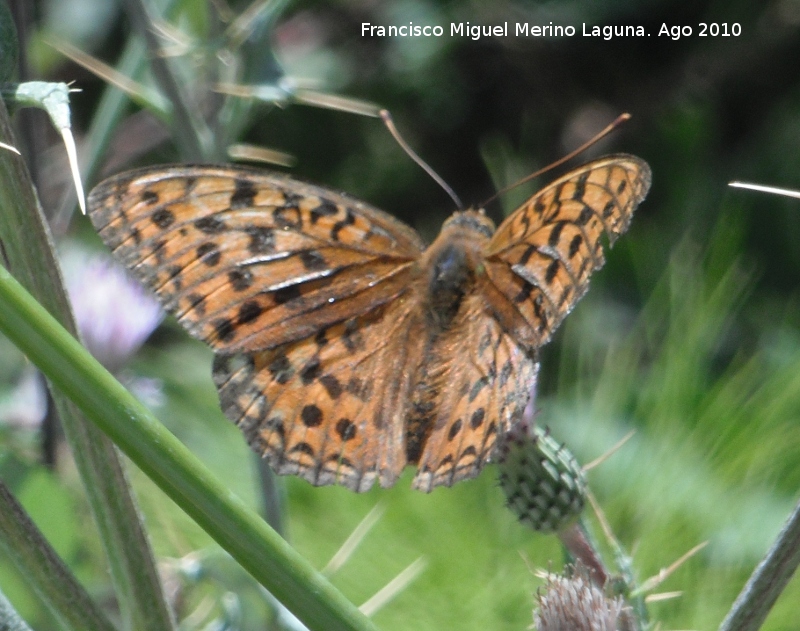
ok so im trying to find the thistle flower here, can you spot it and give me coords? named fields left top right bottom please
left=61, top=246, right=163, bottom=371
left=534, top=566, right=629, bottom=631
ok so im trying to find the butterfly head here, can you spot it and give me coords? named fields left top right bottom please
left=440, top=209, right=495, bottom=239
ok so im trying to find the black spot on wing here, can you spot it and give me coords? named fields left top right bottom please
left=336, top=419, right=357, bottom=441
left=514, top=280, right=535, bottom=304
left=469, top=376, right=489, bottom=402
left=548, top=222, right=565, bottom=248
left=577, top=205, right=593, bottom=226
left=470, top=408, right=485, bottom=429
left=268, top=353, right=293, bottom=384
left=197, top=242, right=221, bottom=266
left=237, top=300, right=262, bottom=324
left=273, top=284, right=301, bottom=305
left=341, top=319, right=363, bottom=352
left=517, top=244, right=537, bottom=267
left=320, top=374, right=342, bottom=399
left=301, top=404, right=323, bottom=427
left=229, top=269, right=253, bottom=291
left=214, top=318, right=235, bottom=342
left=331, top=209, right=356, bottom=241
left=141, top=190, right=159, bottom=205
left=299, top=250, right=327, bottom=271
left=187, top=293, right=205, bottom=316
left=447, top=419, right=463, bottom=441
left=245, top=226, right=275, bottom=254
left=568, top=234, right=583, bottom=258
left=290, top=442, right=315, bottom=456
left=274, top=205, right=302, bottom=230
left=545, top=260, right=559, bottom=285
left=572, top=172, right=589, bottom=201
left=300, top=357, right=321, bottom=384
left=152, top=240, right=167, bottom=264
left=230, top=179, right=257, bottom=210
left=151, top=208, right=175, bottom=228
left=195, top=216, right=226, bottom=234
left=310, top=200, right=338, bottom=224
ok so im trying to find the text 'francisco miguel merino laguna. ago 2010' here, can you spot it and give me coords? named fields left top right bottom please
left=361, top=21, right=741, bottom=40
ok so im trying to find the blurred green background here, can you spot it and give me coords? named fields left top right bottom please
left=1, top=0, right=800, bottom=629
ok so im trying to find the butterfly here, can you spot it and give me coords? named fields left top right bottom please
left=87, top=154, right=650, bottom=492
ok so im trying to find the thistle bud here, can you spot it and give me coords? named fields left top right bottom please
left=497, top=418, right=586, bottom=533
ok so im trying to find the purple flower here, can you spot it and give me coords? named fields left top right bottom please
left=61, top=246, right=163, bottom=371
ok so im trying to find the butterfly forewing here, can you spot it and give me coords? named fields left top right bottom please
left=483, top=155, right=651, bottom=351
left=87, top=165, right=424, bottom=354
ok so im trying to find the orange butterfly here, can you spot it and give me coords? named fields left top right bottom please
left=87, top=155, right=650, bottom=492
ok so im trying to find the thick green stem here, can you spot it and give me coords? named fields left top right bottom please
left=0, top=261, right=379, bottom=631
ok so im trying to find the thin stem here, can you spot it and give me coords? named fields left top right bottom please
left=718, top=496, right=800, bottom=631
left=121, top=0, right=211, bottom=159
left=0, top=481, right=116, bottom=631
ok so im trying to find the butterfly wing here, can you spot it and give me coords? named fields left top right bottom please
left=414, top=155, right=650, bottom=490
left=87, top=165, right=425, bottom=354
left=483, top=154, right=651, bottom=351
left=88, top=164, right=428, bottom=491
left=213, top=302, right=427, bottom=491
left=412, top=293, right=539, bottom=491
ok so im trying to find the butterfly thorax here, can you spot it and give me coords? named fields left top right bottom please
left=421, top=209, right=495, bottom=331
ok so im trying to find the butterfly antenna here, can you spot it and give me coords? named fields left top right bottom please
left=380, top=109, right=464, bottom=210
left=482, top=112, right=632, bottom=208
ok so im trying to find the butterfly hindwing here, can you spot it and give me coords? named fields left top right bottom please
left=213, top=301, right=427, bottom=491
left=413, top=294, right=539, bottom=491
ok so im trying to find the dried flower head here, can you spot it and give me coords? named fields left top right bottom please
left=533, top=566, right=628, bottom=631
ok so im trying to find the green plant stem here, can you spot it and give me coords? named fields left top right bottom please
left=0, top=97, right=174, bottom=631
left=121, top=0, right=212, bottom=159
left=0, top=262, right=379, bottom=631
left=0, top=481, right=116, bottom=631
left=718, top=496, right=800, bottom=631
